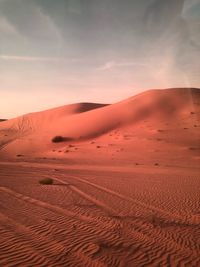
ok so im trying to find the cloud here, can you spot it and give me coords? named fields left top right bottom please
left=182, top=0, right=200, bottom=16
left=0, top=54, right=61, bottom=62
left=0, top=54, right=83, bottom=63
left=98, top=60, right=148, bottom=70
left=0, top=16, right=20, bottom=36
left=0, top=0, right=63, bottom=57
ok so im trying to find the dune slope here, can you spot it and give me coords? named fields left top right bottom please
left=0, top=88, right=199, bottom=162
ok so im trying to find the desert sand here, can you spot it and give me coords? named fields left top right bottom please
left=0, top=88, right=200, bottom=266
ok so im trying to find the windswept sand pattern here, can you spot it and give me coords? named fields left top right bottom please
left=56, top=174, right=198, bottom=223
left=0, top=163, right=200, bottom=266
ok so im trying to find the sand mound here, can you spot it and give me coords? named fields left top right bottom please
left=0, top=88, right=199, bottom=157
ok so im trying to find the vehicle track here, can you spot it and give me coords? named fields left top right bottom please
left=55, top=174, right=200, bottom=226
left=0, top=186, right=92, bottom=223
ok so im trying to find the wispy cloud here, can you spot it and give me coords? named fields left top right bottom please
left=0, top=16, right=20, bottom=36
left=182, top=0, right=200, bottom=13
left=0, top=54, right=82, bottom=63
left=98, top=60, right=148, bottom=70
left=0, top=54, right=61, bottom=62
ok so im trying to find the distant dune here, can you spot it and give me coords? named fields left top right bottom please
left=0, top=87, right=199, bottom=165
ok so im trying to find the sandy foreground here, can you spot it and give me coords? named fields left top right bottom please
left=0, top=88, right=200, bottom=266
left=0, top=161, right=200, bottom=267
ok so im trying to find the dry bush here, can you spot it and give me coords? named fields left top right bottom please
left=39, top=178, right=54, bottom=185
left=51, top=136, right=73, bottom=143
left=52, top=136, right=65, bottom=143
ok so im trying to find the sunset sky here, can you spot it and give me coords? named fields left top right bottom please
left=1, top=0, right=200, bottom=118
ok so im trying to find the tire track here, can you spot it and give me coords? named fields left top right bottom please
left=0, top=186, right=92, bottom=223
left=47, top=176, right=118, bottom=216
left=50, top=175, right=200, bottom=266
left=1, top=167, right=200, bottom=266
left=59, top=174, right=200, bottom=225
left=0, top=191, right=113, bottom=266
left=0, top=186, right=136, bottom=261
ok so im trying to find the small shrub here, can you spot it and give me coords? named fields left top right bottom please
left=39, top=178, right=54, bottom=185
left=51, top=136, right=73, bottom=143
left=52, top=136, right=65, bottom=143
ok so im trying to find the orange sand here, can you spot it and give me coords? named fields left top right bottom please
left=0, top=88, right=200, bottom=266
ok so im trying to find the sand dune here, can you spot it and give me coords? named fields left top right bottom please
left=0, top=88, right=200, bottom=266
left=0, top=87, right=199, bottom=159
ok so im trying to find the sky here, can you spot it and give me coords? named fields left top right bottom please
left=0, top=0, right=200, bottom=118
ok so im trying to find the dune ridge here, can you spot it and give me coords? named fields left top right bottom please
left=0, top=87, right=199, bottom=159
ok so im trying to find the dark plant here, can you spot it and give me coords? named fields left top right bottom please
left=39, top=178, right=54, bottom=185
left=52, top=136, right=65, bottom=143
